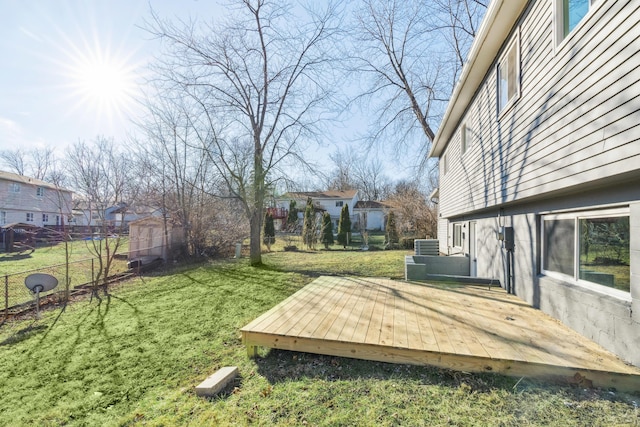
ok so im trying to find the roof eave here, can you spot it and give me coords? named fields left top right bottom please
left=429, top=0, right=528, bottom=159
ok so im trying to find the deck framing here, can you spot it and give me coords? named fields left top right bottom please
left=241, top=276, right=640, bottom=392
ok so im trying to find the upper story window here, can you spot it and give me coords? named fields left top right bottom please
left=10, top=183, right=20, bottom=193
left=442, top=152, right=449, bottom=175
left=556, top=0, right=597, bottom=44
left=335, top=201, right=344, bottom=207
left=461, top=124, right=471, bottom=155
left=0, top=211, right=6, bottom=225
left=497, top=32, right=520, bottom=114
left=43, top=214, right=49, bottom=223
left=26, top=212, right=34, bottom=222
left=37, top=187, right=45, bottom=197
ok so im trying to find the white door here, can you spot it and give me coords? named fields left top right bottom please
left=469, top=222, right=477, bottom=277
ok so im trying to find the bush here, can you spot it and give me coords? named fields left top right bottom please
left=337, top=204, right=351, bottom=248
left=321, top=212, right=334, bottom=249
left=263, top=212, right=275, bottom=251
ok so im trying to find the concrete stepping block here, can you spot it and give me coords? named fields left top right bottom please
left=195, top=366, right=238, bottom=397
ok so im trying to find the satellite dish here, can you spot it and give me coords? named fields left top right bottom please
left=25, top=273, right=58, bottom=294
left=25, top=274, right=58, bottom=319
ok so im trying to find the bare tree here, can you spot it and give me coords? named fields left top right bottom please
left=434, top=0, right=488, bottom=79
left=326, top=148, right=391, bottom=201
left=387, top=179, right=437, bottom=241
left=0, top=149, right=25, bottom=175
left=135, top=90, right=248, bottom=257
left=147, top=0, right=342, bottom=265
left=351, top=0, right=486, bottom=175
left=65, top=137, right=135, bottom=297
left=326, top=150, right=357, bottom=192
left=0, top=147, right=56, bottom=180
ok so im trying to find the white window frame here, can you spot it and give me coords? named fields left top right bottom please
left=26, top=212, right=34, bottom=222
left=0, top=211, right=6, bottom=225
left=497, top=30, right=520, bottom=116
left=43, top=213, right=49, bottom=223
left=442, top=152, right=449, bottom=175
left=11, top=183, right=20, bottom=193
left=37, top=187, right=45, bottom=197
left=461, top=123, right=472, bottom=156
left=555, top=0, right=598, bottom=47
left=335, top=201, right=344, bottom=207
left=541, top=207, right=630, bottom=299
left=453, top=223, right=463, bottom=248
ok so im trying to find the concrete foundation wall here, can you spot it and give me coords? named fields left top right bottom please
left=405, top=255, right=469, bottom=280
left=467, top=197, right=640, bottom=367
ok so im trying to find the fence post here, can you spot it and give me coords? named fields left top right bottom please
left=4, top=275, right=8, bottom=319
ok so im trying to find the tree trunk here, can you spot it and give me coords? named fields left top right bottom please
left=249, top=208, right=262, bottom=265
left=249, top=146, right=264, bottom=265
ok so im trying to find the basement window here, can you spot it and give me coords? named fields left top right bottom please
left=542, top=208, right=630, bottom=294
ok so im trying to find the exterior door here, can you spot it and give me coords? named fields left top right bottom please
left=469, top=222, right=477, bottom=277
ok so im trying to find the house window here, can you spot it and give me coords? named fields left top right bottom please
left=336, top=201, right=344, bottom=207
left=37, top=187, right=45, bottom=197
left=557, top=0, right=596, bottom=40
left=497, top=32, right=520, bottom=114
left=542, top=208, right=630, bottom=293
left=26, top=212, right=34, bottom=222
left=453, top=223, right=463, bottom=248
left=43, top=214, right=49, bottom=223
left=11, top=183, right=20, bottom=193
left=461, top=124, right=471, bottom=155
left=442, top=152, right=449, bottom=175
left=0, top=211, right=6, bottom=225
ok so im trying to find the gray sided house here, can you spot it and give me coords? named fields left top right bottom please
left=0, top=170, right=73, bottom=227
left=430, top=1, right=640, bottom=366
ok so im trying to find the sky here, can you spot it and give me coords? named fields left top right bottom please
left=0, top=0, right=417, bottom=183
left=0, top=0, right=227, bottom=151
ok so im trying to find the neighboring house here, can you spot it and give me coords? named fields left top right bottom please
left=0, top=170, right=72, bottom=228
left=429, top=1, right=640, bottom=366
left=275, top=190, right=360, bottom=229
left=108, top=203, right=164, bottom=227
left=72, top=200, right=163, bottom=230
left=353, top=200, right=389, bottom=231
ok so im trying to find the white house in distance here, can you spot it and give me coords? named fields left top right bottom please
left=275, top=190, right=360, bottom=228
left=0, top=170, right=73, bottom=227
left=430, top=1, right=640, bottom=366
left=353, top=200, right=388, bottom=232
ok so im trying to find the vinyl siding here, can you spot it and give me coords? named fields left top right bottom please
left=440, top=1, right=640, bottom=219
left=0, top=177, right=73, bottom=226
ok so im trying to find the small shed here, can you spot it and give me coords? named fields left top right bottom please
left=128, top=217, right=183, bottom=263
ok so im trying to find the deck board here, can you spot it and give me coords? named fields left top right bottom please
left=241, top=277, right=640, bottom=392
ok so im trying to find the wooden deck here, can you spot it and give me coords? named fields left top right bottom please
left=241, top=276, right=640, bottom=392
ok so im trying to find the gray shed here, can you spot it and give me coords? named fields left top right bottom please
left=128, top=217, right=183, bottom=263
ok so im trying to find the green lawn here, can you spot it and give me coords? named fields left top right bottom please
left=0, top=238, right=130, bottom=275
left=0, top=250, right=638, bottom=426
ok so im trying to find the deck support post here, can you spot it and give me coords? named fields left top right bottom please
left=247, top=344, right=258, bottom=358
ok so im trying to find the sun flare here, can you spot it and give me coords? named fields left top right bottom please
left=77, top=60, right=130, bottom=104
left=58, top=35, right=140, bottom=127
left=70, top=52, right=137, bottom=119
